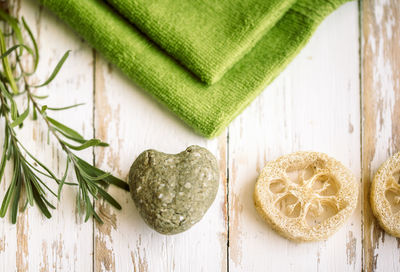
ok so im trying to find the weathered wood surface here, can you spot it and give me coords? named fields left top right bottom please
left=0, top=0, right=398, bottom=271
left=0, top=0, right=94, bottom=271
left=228, top=2, right=361, bottom=271
left=92, top=55, right=227, bottom=272
left=362, top=0, right=400, bottom=271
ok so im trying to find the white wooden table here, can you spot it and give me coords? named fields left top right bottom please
left=0, top=0, right=398, bottom=271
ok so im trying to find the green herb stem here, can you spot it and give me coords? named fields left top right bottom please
left=0, top=11, right=129, bottom=223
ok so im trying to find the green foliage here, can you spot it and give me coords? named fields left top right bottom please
left=0, top=11, right=129, bottom=223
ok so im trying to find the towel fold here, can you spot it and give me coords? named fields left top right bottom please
left=105, top=0, right=296, bottom=84
left=39, top=0, right=351, bottom=138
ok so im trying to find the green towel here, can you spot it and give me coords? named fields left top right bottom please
left=105, top=0, right=296, bottom=84
left=39, top=0, right=351, bottom=138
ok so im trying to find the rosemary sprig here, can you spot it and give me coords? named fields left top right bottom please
left=0, top=10, right=129, bottom=223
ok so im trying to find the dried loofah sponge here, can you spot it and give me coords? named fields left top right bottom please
left=254, top=151, right=358, bottom=242
left=370, top=153, right=400, bottom=237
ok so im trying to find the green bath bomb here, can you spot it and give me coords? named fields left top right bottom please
left=129, top=145, right=219, bottom=234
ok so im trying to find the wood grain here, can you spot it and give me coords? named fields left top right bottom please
left=0, top=0, right=95, bottom=270
left=1, top=0, right=399, bottom=270
left=93, top=55, right=228, bottom=271
left=228, top=2, right=361, bottom=271
left=0, top=2, right=19, bottom=270
left=362, top=0, right=400, bottom=271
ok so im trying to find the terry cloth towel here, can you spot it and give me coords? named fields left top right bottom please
left=39, top=0, right=352, bottom=138
left=104, top=0, right=297, bottom=84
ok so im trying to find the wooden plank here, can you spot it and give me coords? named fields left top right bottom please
left=361, top=0, right=400, bottom=271
left=7, top=0, right=400, bottom=270
left=93, top=55, right=228, bottom=271
left=228, top=2, right=361, bottom=271
left=0, top=2, right=19, bottom=270
left=0, top=1, right=95, bottom=271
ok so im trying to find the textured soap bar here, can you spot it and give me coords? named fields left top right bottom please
left=129, top=146, right=219, bottom=234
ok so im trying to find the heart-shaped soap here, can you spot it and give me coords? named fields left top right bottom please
left=129, top=145, right=219, bottom=234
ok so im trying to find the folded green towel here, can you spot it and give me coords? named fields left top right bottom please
left=105, top=0, right=296, bottom=84
left=39, top=0, right=351, bottom=138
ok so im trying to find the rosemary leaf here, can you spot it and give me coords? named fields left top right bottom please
left=0, top=9, right=24, bottom=55
left=0, top=11, right=129, bottom=224
left=61, top=138, right=108, bottom=151
left=54, top=127, right=86, bottom=144
left=0, top=123, right=9, bottom=184
left=32, top=50, right=70, bottom=88
left=75, top=156, right=129, bottom=191
left=31, top=185, right=52, bottom=219
left=47, top=115, right=84, bottom=140
left=57, top=158, right=70, bottom=199
left=0, top=44, right=32, bottom=59
left=10, top=174, right=21, bottom=223
left=46, top=103, right=85, bottom=111
left=21, top=17, right=39, bottom=73
left=10, top=105, right=29, bottom=127
left=0, top=159, right=18, bottom=218
left=96, top=185, right=122, bottom=210
left=0, top=28, right=18, bottom=94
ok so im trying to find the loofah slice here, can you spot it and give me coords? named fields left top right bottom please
left=254, top=151, right=358, bottom=242
left=370, top=153, right=400, bottom=237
